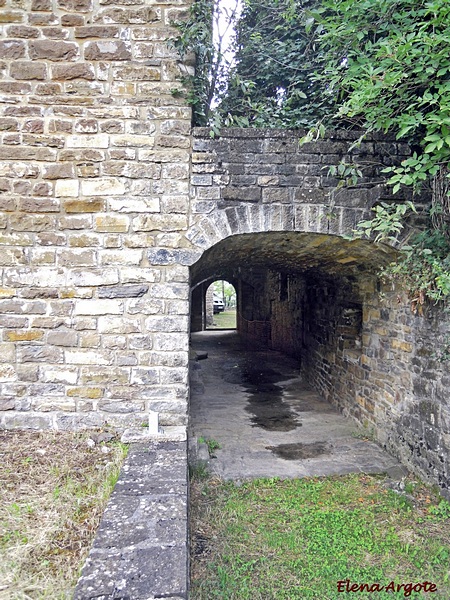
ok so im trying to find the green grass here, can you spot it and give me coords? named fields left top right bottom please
left=190, top=474, right=450, bottom=599
left=209, top=309, right=237, bottom=329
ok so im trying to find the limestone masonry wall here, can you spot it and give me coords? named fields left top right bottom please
left=0, top=0, right=193, bottom=430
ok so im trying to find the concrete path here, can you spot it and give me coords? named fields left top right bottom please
left=190, top=330, right=401, bottom=480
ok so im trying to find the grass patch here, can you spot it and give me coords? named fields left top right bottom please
left=0, top=430, right=128, bottom=599
left=190, top=474, right=450, bottom=599
left=209, top=309, right=237, bottom=330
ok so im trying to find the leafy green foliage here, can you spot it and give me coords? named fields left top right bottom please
left=219, top=0, right=334, bottom=129
left=310, top=0, right=450, bottom=196
left=382, top=229, right=450, bottom=312
left=353, top=201, right=417, bottom=244
left=173, top=0, right=333, bottom=130
left=173, top=0, right=450, bottom=304
left=171, top=0, right=216, bottom=126
left=308, top=0, right=450, bottom=304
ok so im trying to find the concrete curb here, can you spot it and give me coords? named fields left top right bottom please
left=73, top=440, right=188, bottom=600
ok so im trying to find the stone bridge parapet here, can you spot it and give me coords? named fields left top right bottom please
left=188, top=127, right=412, bottom=250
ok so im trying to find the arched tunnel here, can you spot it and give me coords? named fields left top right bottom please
left=190, top=231, right=395, bottom=402
left=188, top=232, right=401, bottom=477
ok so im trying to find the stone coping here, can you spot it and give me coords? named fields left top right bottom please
left=192, top=127, right=398, bottom=141
left=73, top=440, right=188, bottom=600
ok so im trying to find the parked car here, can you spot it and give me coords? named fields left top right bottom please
left=213, top=296, right=225, bottom=313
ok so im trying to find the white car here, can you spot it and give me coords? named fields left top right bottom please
left=213, top=297, right=225, bottom=313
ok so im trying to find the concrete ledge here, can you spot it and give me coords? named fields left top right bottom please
left=121, top=426, right=187, bottom=444
left=73, top=440, right=188, bottom=600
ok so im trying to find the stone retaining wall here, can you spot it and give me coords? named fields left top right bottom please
left=0, top=0, right=194, bottom=431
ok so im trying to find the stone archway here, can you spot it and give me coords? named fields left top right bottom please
left=188, top=229, right=393, bottom=427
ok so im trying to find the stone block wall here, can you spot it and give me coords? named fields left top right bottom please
left=0, top=0, right=193, bottom=430
left=190, top=128, right=415, bottom=241
left=254, top=266, right=450, bottom=499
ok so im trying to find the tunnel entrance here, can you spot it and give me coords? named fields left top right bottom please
left=204, top=280, right=237, bottom=330
left=190, top=231, right=396, bottom=434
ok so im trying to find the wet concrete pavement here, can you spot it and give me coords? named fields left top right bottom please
left=189, top=330, right=402, bottom=480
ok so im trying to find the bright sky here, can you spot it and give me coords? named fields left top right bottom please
left=213, top=0, right=242, bottom=63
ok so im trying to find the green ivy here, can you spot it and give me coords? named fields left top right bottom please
left=382, top=229, right=450, bottom=312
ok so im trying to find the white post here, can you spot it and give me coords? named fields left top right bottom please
left=148, top=410, right=159, bottom=435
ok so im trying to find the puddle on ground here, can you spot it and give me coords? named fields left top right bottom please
left=266, top=441, right=330, bottom=460
left=223, top=360, right=300, bottom=431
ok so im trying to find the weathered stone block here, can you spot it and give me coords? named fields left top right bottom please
left=80, top=367, right=130, bottom=385
left=98, top=285, right=148, bottom=299
left=94, top=215, right=129, bottom=232
left=102, top=335, right=127, bottom=350
left=98, top=317, right=140, bottom=334
left=64, top=199, right=106, bottom=213
left=75, top=299, right=123, bottom=316
left=120, top=268, right=161, bottom=284
left=0, top=146, right=55, bottom=161
left=0, top=248, right=26, bottom=266
left=144, top=316, right=189, bottom=333
left=4, top=268, right=64, bottom=288
left=6, top=26, right=40, bottom=38
left=108, top=197, right=160, bottom=213
left=3, top=414, right=53, bottom=429
left=52, top=63, right=95, bottom=80
left=133, top=215, right=188, bottom=232
left=67, top=134, right=109, bottom=148
left=75, top=26, right=120, bottom=38
left=67, top=387, right=103, bottom=399
left=111, top=134, right=155, bottom=148
left=98, top=400, right=145, bottom=413
left=128, top=335, right=153, bottom=350
left=85, top=41, right=131, bottom=61
left=101, top=250, right=142, bottom=266
left=147, top=248, right=201, bottom=266
left=47, top=330, right=78, bottom=346
left=113, top=65, right=160, bottom=81
left=55, top=179, right=79, bottom=197
left=33, top=398, right=77, bottom=412
left=0, top=365, right=16, bottom=382
left=57, top=0, right=93, bottom=11
left=0, top=298, right=48, bottom=314
left=0, top=399, right=16, bottom=411
left=68, top=234, right=100, bottom=248
left=153, top=333, right=189, bottom=352
left=67, top=269, right=119, bottom=287
left=81, top=178, right=125, bottom=196
left=65, top=349, right=113, bottom=366
left=4, top=330, right=44, bottom=342
left=0, top=12, right=24, bottom=24
left=130, top=368, right=159, bottom=385
left=41, top=366, right=78, bottom=384
left=29, top=41, right=79, bottom=61
left=95, top=7, right=159, bottom=24
left=127, top=298, right=164, bottom=315
left=32, top=0, right=52, bottom=10
left=18, top=346, right=63, bottom=363
left=0, top=40, right=26, bottom=59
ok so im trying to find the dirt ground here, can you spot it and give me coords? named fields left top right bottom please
left=0, top=429, right=127, bottom=600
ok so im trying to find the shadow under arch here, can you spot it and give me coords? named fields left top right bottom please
left=189, top=229, right=397, bottom=420
left=190, top=231, right=396, bottom=335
